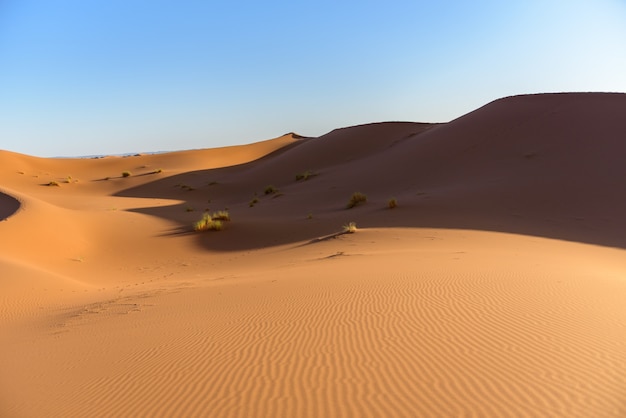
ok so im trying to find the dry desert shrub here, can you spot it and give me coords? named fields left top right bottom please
left=122, top=171, right=132, bottom=178
left=295, top=170, right=315, bottom=181
left=347, top=192, right=367, bottom=209
left=388, top=198, right=397, bottom=209
left=264, top=185, right=278, bottom=195
left=343, top=222, right=357, bottom=233
left=193, top=213, right=225, bottom=232
left=211, top=210, right=230, bottom=221
left=47, top=181, right=60, bottom=187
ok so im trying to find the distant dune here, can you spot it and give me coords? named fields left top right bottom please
left=1, top=93, right=625, bottom=417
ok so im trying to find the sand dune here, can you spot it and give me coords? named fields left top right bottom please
left=1, top=93, right=625, bottom=417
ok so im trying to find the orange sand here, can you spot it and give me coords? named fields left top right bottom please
left=1, top=93, right=626, bottom=417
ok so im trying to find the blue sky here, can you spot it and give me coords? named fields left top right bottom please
left=1, top=1, right=625, bottom=157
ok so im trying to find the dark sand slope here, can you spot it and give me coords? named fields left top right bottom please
left=117, top=93, right=626, bottom=250
left=0, top=191, right=20, bottom=220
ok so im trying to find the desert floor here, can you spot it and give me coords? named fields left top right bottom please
left=1, top=93, right=625, bottom=417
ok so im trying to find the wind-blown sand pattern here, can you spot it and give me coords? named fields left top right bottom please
left=1, top=93, right=625, bottom=417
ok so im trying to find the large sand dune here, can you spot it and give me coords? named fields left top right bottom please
left=1, top=93, right=625, bottom=417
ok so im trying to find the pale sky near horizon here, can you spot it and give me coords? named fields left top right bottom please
left=1, top=1, right=625, bottom=157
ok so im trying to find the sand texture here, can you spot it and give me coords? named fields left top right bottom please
left=1, top=93, right=626, bottom=417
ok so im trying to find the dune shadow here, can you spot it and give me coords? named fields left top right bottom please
left=0, top=191, right=21, bottom=221
left=112, top=96, right=626, bottom=252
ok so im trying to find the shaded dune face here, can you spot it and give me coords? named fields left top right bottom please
left=116, top=93, right=626, bottom=250
left=0, top=192, right=20, bottom=221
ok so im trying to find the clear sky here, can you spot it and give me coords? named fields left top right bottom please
left=1, top=0, right=625, bottom=157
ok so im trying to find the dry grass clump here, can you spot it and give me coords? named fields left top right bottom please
left=264, top=185, right=278, bottom=195
left=347, top=192, right=367, bottom=209
left=211, top=210, right=230, bottom=221
left=388, top=198, right=397, bottom=209
left=295, top=170, right=315, bottom=181
left=47, top=181, right=60, bottom=187
left=122, top=171, right=132, bottom=178
left=193, top=212, right=229, bottom=232
left=249, top=197, right=259, bottom=207
left=343, top=222, right=357, bottom=233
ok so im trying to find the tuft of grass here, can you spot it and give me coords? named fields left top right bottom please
left=249, top=197, right=259, bottom=207
left=47, top=181, right=60, bottom=187
left=186, top=207, right=194, bottom=212
left=343, top=222, right=357, bottom=233
left=193, top=213, right=225, bottom=232
left=122, top=171, right=132, bottom=178
left=295, top=170, right=315, bottom=181
left=65, top=175, right=73, bottom=183
left=153, top=168, right=163, bottom=174
left=211, top=210, right=230, bottom=221
left=347, top=192, right=367, bottom=209
left=388, top=198, right=397, bottom=209
left=264, top=185, right=278, bottom=195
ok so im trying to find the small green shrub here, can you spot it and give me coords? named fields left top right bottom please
left=295, top=170, right=317, bottom=181
left=122, top=171, right=132, bottom=178
left=249, top=198, right=259, bottom=207
left=347, top=192, right=367, bottom=209
left=388, top=198, right=397, bottom=209
left=193, top=213, right=224, bottom=232
left=343, top=222, right=357, bottom=233
left=211, top=210, right=230, bottom=221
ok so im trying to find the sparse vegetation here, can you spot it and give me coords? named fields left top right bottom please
left=347, top=192, right=367, bottom=209
left=343, top=222, right=357, bottom=233
left=153, top=168, right=163, bottom=174
left=186, top=207, right=194, bottom=212
left=47, top=181, right=60, bottom=187
left=307, top=213, right=313, bottom=220
left=193, top=213, right=226, bottom=232
left=296, top=170, right=315, bottom=181
left=211, top=210, right=230, bottom=221
left=65, top=176, right=73, bottom=183
left=249, top=197, right=259, bottom=207
left=264, top=185, right=278, bottom=195
left=122, top=171, right=132, bottom=178
left=388, top=198, right=397, bottom=209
